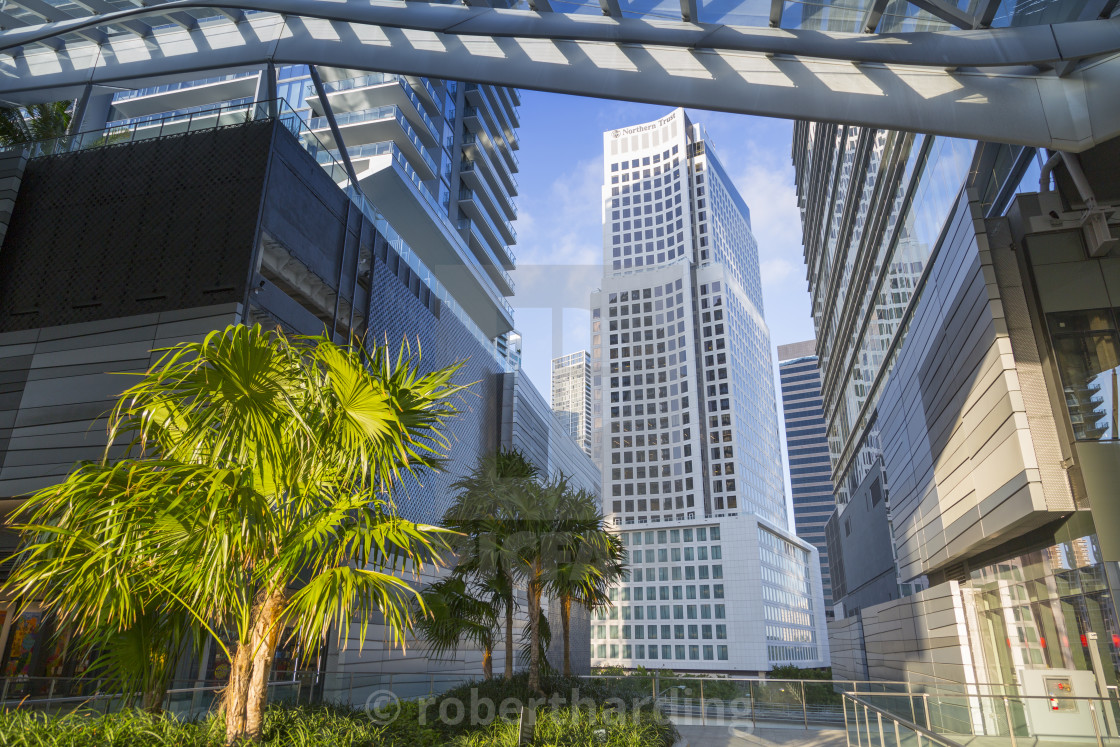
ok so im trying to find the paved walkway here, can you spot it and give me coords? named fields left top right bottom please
left=674, top=722, right=847, bottom=747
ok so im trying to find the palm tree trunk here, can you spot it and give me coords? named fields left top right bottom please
left=528, top=562, right=542, bottom=694
left=504, top=589, right=514, bottom=679
left=561, top=595, right=572, bottom=677
left=482, top=645, right=493, bottom=680
left=141, top=687, right=164, bottom=714
left=222, top=645, right=253, bottom=744
left=243, top=588, right=287, bottom=741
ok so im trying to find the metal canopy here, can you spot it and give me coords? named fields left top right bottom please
left=0, top=0, right=1118, bottom=151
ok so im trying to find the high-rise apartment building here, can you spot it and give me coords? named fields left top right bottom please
left=92, top=66, right=519, bottom=345
left=792, top=1, right=1120, bottom=692
left=589, top=109, right=826, bottom=673
left=777, top=340, right=835, bottom=620
left=551, top=351, right=592, bottom=456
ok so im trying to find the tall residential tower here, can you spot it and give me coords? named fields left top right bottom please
left=589, top=109, right=826, bottom=673
left=551, top=351, right=592, bottom=456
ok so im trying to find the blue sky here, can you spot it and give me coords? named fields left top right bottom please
left=509, top=91, right=817, bottom=399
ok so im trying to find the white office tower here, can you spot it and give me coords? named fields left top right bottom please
left=589, top=109, right=827, bottom=673
left=552, top=351, right=593, bottom=456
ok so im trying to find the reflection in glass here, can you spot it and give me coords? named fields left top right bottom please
left=1047, top=310, right=1120, bottom=441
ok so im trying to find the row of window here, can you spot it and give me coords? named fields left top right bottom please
left=596, top=644, right=729, bottom=662
left=595, top=623, right=727, bottom=640
left=628, top=545, right=722, bottom=564
left=608, top=583, right=725, bottom=603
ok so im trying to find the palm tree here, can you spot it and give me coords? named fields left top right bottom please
left=549, top=487, right=626, bottom=676
left=412, top=575, right=499, bottom=679
left=441, top=448, right=538, bottom=678
left=501, top=476, right=608, bottom=694
left=4, top=324, right=464, bottom=744
left=0, top=102, right=71, bottom=145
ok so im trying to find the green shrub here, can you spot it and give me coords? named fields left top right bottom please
left=0, top=685, right=676, bottom=746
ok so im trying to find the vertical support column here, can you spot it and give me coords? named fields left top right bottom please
left=254, top=62, right=278, bottom=117
left=67, top=83, right=92, bottom=135
left=308, top=65, right=359, bottom=189
left=70, top=91, right=114, bottom=136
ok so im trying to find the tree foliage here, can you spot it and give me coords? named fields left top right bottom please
left=4, top=324, right=466, bottom=743
left=0, top=102, right=71, bottom=146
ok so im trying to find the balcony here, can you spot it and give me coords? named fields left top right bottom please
left=404, top=76, right=442, bottom=118
left=462, top=108, right=518, bottom=197
left=495, top=86, right=520, bottom=127
left=466, top=84, right=521, bottom=159
left=459, top=136, right=517, bottom=223
left=309, top=106, right=437, bottom=181
left=457, top=218, right=515, bottom=296
left=458, top=184, right=516, bottom=250
left=345, top=143, right=514, bottom=334
left=110, top=73, right=259, bottom=118
left=305, top=73, right=439, bottom=148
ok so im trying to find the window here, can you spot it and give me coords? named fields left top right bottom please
left=1048, top=309, right=1120, bottom=441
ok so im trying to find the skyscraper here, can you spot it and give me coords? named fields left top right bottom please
left=552, top=351, right=592, bottom=456
left=792, top=0, right=1120, bottom=687
left=589, top=108, right=826, bottom=673
left=777, top=340, right=835, bottom=620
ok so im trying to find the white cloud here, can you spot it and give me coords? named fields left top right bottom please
left=514, top=156, right=604, bottom=269
left=761, top=257, right=795, bottom=285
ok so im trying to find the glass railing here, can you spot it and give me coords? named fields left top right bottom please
left=461, top=111, right=519, bottom=190
left=320, top=73, right=439, bottom=142
left=456, top=217, right=516, bottom=292
left=4, top=98, right=512, bottom=368
left=309, top=105, right=437, bottom=175
left=458, top=156, right=518, bottom=222
left=406, top=75, right=441, bottom=113
left=458, top=185, right=517, bottom=249
left=0, top=675, right=305, bottom=718
left=471, top=84, right=520, bottom=155
left=843, top=694, right=962, bottom=747
left=112, top=72, right=256, bottom=102
left=845, top=690, right=1120, bottom=747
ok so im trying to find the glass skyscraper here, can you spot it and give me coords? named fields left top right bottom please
left=552, top=351, right=592, bottom=456
left=778, top=340, right=835, bottom=620
left=589, top=109, right=826, bottom=673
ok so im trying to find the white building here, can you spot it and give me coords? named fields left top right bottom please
left=551, top=351, right=592, bottom=456
left=589, top=109, right=827, bottom=673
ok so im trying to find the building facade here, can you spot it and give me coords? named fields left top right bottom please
left=0, top=79, right=597, bottom=684
left=589, top=109, right=827, bottom=673
left=777, top=340, right=835, bottom=619
left=551, top=351, right=592, bottom=456
left=82, top=65, right=520, bottom=345
left=793, top=9, right=1120, bottom=693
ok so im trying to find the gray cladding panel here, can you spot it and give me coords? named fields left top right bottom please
left=0, top=306, right=241, bottom=499
left=877, top=193, right=1067, bottom=581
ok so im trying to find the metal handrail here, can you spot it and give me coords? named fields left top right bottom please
left=843, top=693, right=965, bottom=747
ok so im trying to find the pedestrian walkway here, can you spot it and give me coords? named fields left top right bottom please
left=674, top=722, right=847, bottom=747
